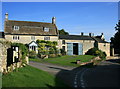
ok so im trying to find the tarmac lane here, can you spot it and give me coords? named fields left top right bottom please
left=74, top=60, right=120, bottom=88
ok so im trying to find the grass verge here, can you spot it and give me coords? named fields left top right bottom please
left=30, top=55, right=95, bottom=67
left=2, top=65, right=68, bottom=88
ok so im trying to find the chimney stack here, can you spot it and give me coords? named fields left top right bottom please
left=101, top=33, right=104, bottom=40
left=5, top=13, right=8, bottom=21
left=89, top=33, right=91, bottom=37
left=81, top=32, right=84, bottom=36
left=52, top=17, right=56, bottom=24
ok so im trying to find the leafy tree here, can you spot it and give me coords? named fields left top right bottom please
left=110, top=20, right=120, bottom=54
left=59, top=29, right=69, bottom=35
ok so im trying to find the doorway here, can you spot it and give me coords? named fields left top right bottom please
left=73, top=43, right=78, bottom=55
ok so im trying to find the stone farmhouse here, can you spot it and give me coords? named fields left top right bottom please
left=3, top=13, right=110, bottom=56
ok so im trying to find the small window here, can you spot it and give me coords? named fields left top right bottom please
left=62, top=40, right=65, bottom=44
left=13, top=26, right=19, bottom=30
left=44, top=27, right=49, bottom=32
left=31, top=36, right=35, bottom=40
left=13, top=35, right=19, bottom=40
left=44, top=36, right=50, bottom=40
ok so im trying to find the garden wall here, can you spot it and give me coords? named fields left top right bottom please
left=0, top=40, right=9, bottom=73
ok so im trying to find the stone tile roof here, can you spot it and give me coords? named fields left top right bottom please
left=92, top=37, right=109, bottom=43
left=4, top=20, right=59, bottom=35
left=59, top=35, right=94, bottom=40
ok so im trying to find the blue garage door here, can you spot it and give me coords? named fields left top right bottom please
left=67, top=43, right=73, bottom=55
left=78, top=43, right=83, bottom=55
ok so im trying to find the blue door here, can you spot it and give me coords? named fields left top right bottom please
left=67, top=43, right=73, bottom=55
left=78, top=43, right=83, bottom=55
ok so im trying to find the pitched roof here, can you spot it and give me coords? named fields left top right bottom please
left=92, top=37, right=109, bottom=43
left=4, top=20, right=58, bottom=35
left=59, top=35, right=94, bottom=40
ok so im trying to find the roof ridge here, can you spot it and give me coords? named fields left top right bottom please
left=8, top=20, right=52, bottom=24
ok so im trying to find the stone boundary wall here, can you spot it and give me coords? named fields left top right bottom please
left=0, top=41, right=9, bottom=73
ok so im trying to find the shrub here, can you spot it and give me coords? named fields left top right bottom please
left=49, top=47, right=55, bottom=54
left=48, top=54, right=56, bottom=58
left=60, top=49, right=66, bottom=55
left=85, top=47, right=106, bottom=59
left=29, top=51, right=37, bottom=58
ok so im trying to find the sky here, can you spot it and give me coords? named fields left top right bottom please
left=1, top=2, right=119, bottom=42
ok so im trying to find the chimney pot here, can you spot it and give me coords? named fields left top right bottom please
left=81, top=32, right=84, bottom=36
left=5, top=13, right=8, bottom=21
left=52, top=17, right=56, bottom=24
left=89, top=33, right=91, bottom=37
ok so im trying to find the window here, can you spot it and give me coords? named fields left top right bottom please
left=62, top=40, right=65, bottom=44
left=13, top=35, right=19, bottom=40
left=14, top=26, right=19, bottom=30
left=44, top=36, right=50, bottom=40
left=44, top=27, right=49, bottom=32
left=31, top=36, right=35, bottom=40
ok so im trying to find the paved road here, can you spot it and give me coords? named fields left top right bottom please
left=30, top=59, right=120, bottom=88
left=75, top=59, right=120, bottom=88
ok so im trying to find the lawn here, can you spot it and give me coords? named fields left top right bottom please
left=2, top=66, right=68, bottom=88
left=30, top=55, right=95, bottom=67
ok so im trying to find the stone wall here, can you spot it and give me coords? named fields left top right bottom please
left=0, top=39, right=10, bottom=73
left=58, top=39, right=95, bottom=55
left=5, top=35, right=58, bottom=44
left=98, top=43, right=110, bottom=56
left=0, top=39, right=29, bottom=73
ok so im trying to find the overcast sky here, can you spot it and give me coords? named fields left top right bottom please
left=1, top=2, right=119, bottom=42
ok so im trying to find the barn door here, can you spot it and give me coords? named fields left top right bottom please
left=78, top=43, right=83, bottom=55
left=67, top=43, right=73, bottom=55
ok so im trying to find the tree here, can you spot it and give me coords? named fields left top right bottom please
left=59, top=29, right=69, bottom=35
left=110, top=20, right=120, bottom=54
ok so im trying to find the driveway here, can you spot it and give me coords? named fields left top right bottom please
left=29, top=61, right=75, bottom=75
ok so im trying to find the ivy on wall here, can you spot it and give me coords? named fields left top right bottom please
left=11, top=43, right=28, bottom=59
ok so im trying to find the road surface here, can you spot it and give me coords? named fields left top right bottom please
left=30, top=59, right=120, bottom=88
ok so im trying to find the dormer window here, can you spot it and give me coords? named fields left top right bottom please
left=14, top=26, right=19, bottom=30
left=44, top=27, right=49, bottom=32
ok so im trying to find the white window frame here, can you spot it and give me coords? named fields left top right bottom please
left=14, top=26, right=19, bottom=30
left=44, top=27, right=49, bottom=32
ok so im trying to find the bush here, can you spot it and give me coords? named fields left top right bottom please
left=29, top=51, right=37, bottom=58
left=48, top=54, right=56, bottom=58
left=60, top=49, right=66, bottom=55
left=85, top=47, right=106, bottom=59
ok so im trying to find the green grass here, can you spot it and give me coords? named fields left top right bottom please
left=2, top=66, right=68, bottom=88
left=30, top=55, right=95, bottom=67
